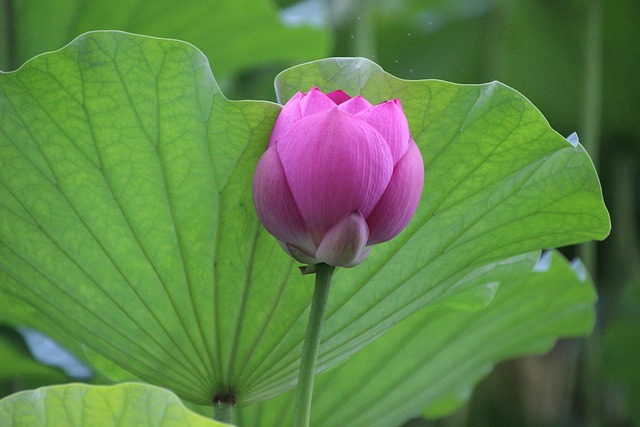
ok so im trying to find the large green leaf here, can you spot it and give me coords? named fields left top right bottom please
left=0, top=382, right=229, bottom=427
left=0, top=31, right=608, bottom=407
left=264, top=56, right=609, bottom=395
left=236, top=251, right=596, bottom=426
left=1, top=0, right=331, bottom=76
left=0, top=31, right=283, bottom=405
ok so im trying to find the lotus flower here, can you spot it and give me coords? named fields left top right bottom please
left=252, top=87, right=424, bottom=268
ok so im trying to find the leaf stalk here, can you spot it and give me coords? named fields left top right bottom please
left=214, top=401, right=233, bottom=423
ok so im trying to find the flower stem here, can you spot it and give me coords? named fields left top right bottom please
left=293, top=263, right=335, bottom=427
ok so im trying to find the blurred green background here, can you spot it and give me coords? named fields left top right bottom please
left=1, top=0, right=638, bottom=425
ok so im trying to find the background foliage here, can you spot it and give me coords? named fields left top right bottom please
left=0, top=0, right=636, bottom=425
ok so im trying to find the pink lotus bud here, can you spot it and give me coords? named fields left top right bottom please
left=252, top=87, right=424, bottom=268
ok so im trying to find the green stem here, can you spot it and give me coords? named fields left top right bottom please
left=293, top=263, right=335, bottom=427
left=214, top=402, right=232, bottom=424
left=578, top=0, right=602, bottom=273
left=579, top=2, right=603, bottom=427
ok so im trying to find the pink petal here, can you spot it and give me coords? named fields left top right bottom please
left=269, top=91, right=303, bottom=147
left=356, top=99, right=410, bottom=164
left=252, top=144, right=315, bottom=254
left=299, top=87, right=338, bottom=117
left=366, top=141, right=424, bottom=245
left=280, top=241, right=319, bottom=265
left=316, top=210, right=370, bottom=267
left=326, top=90, right=352, bottom=105
left=339, top=95, right=373, bottom=114
left=277, top=108, right=394, bottom=243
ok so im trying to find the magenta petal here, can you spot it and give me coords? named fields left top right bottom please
left=269, top=91, right=303, bottom=147
left=299, top=87, right=338, bottom=117
left=339, top=96, right=373, bottom=114
left=252, top=145, right=315, bottom=254
left=280, top=241, right=319, bottom=265
left=326, top=90, right=352, bottom=105
left=356, top=99, right=410, bottom=164
left=366, top=141, right=424, bottom=245
left=277, top=108, right=394, bottom=242
left=316, top=211, right=369, bottom=267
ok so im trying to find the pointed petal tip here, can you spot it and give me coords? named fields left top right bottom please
left=283, top=90, right=304, bottom=105
left=299, top=87, right=337, bottom=117
left=356, top=99, right=411, bottom=163
left=326, top=89, right=352, bottom=105
left=339, top=95, right=373, bottom=114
